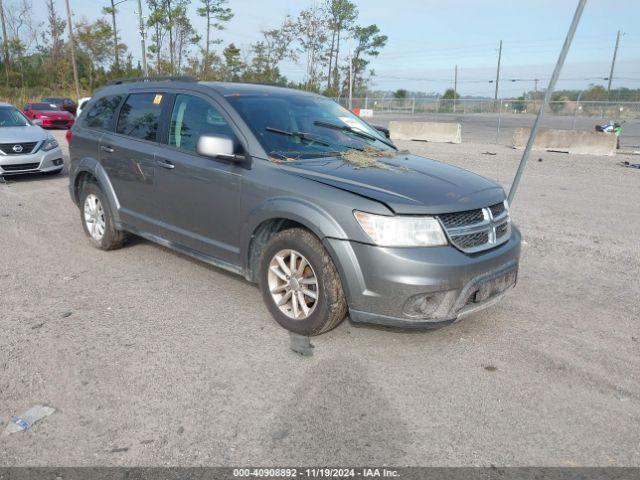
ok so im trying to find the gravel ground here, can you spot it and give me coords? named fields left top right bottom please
left=0, top=130, right=639, bottom=466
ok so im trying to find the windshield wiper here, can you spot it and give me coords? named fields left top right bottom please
left=313, top=120, right=397, bottom=149
left=269, top=150, right=347, bottom=161
left=265, top=127, right=331, bottom=147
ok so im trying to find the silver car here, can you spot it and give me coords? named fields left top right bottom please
left=0, top=102, right=65, bottom=176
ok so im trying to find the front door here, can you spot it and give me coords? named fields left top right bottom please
left=153, top=93, right=243, bottom=266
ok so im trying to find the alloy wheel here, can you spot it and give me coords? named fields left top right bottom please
left=267, top=249, right=319, bottom=320
left=83, top=194, right=106, bottom=241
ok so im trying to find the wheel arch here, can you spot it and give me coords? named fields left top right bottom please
left=242, top=198, right=349, bottom=283
left=71, top=157, right=121, bottom=224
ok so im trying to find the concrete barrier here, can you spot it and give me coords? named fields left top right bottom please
left=389, top=121, right=462, bottom=143
left=512, top=128, right=617, bottom=156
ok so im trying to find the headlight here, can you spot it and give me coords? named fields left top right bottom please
left=354, top=211, right=448, bottom=247
left=39, top=115, right=49, bottom=119
left=42, top=138, right=59, bottom=151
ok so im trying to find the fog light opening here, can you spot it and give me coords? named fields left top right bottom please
left=403, top=292, right=446, bottom=318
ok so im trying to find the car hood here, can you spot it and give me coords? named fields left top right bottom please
left=277, top=153, right=505, bottom=214
left=0, top=125, right=48, bottom=143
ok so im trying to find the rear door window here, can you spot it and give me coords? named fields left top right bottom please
left=116, top=93, right=163, bottom=141
left=84, top=95, right=123, bottom=130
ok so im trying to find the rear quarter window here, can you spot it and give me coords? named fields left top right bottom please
left=116, top=93, right=163, bottom=142
left=84, top=95, right=123, bottom=130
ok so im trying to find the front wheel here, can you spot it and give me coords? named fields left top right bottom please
left=79, top=182, right=126, bottom=250
left=259, top=228, right=347, bottom=336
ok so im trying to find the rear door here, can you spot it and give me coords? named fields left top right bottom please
left=153, top=92, right=244, bottom=265
left=100, top=92, right=165, bottom=234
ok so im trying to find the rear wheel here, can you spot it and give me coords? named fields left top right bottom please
left=79, top=182, right=126, bottom=250
left=259, top=228, right=347, bottom=335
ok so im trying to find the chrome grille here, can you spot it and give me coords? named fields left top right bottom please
left=438, top=201, right=511, bottom=253
left=0, top=142, right=38, bottom=155
left=439, top=209, right=484, bottom=229
left=451, top=231, right=489, bottom=250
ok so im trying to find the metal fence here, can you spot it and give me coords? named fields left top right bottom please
left=335, top=98, right=640, bottom=148
left=339, top=98, right=640, bottom=120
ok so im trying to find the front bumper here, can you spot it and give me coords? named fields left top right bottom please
left=324, top=226, right=522, bottom=328
left=0, top=146, right=64, bottom=174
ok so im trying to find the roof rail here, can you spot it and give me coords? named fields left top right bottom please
left=106, top=76, right=197, bottom=85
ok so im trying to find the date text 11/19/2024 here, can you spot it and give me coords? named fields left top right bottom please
left=232, top=468, right=400, bottom=478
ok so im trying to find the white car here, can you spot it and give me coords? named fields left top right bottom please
left=0, top=102, right=65, bottom=176
left=76, top=96, right=92, bottom=119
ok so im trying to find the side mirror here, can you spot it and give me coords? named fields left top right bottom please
left=372, top=124, right=390, bottom=139
left=196, top=134, right=243, bottom=162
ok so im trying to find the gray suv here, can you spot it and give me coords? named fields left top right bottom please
left=68, top=79, right=521, bottom=335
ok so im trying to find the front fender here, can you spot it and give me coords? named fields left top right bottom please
left=240, top=196, right=350, bottom=272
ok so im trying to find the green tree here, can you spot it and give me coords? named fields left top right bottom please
left=393, top=89, right=407, bottom=99
left=581, top=84, right=608, bottom=101
left=345, top=24, right=387, bottom=96
left=325, top=0, right=357, bottom=93
left=197, top=0, right=233, bottom=77
left=221, top=42, right=243, bottom=81
left=146, top=0, right=197, bottom=75
left=244, top=17, right=296, bottom=85
left=439, top=88, right=459, bottom=112
left=550, top=92, right=568, bottom=113
left=76, top=18, right=114, bottom=89
left=441, top=88, right=459, bottom=99
left=40, top=0, right=68, bottom=89
left=102, top=0, right=127, bottom=74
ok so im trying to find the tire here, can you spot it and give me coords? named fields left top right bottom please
left=259, top=228, right=347, bottom=336
left=79, top=181, right=126, bottom=250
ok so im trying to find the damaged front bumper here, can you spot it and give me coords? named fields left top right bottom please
left=324, top=226, right=521, bottom=328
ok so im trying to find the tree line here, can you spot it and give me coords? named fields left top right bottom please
left=0, top=0, right=387, bottom=103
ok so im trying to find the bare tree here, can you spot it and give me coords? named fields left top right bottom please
left=295, top=3, right=329, bottom=91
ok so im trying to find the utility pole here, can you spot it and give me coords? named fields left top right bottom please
left=534, top=78, right=539, bottom=98
left=64, top=0, right=81, bottom=101
left=137, top=0, right=148, bottom=77
left=453, top=64, right=458, bottom=113
left=606, top=30, right=621, bottom=100
left=348, top=37, right=353, bottom=110
left=494, top=40, right=502, bottom=101
left=508, top=0, right=587, bottom=204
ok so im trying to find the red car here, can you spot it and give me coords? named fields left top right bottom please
left=23, top=102, right=75, bottom=129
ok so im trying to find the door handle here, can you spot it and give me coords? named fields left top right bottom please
left=100, top=145, right=114, bottom=153
left=157, top=159, right=175, bottom=170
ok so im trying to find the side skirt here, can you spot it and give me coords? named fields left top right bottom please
left=119, top=222, right=246, bottom=278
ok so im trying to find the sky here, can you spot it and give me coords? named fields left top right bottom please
left=44, top=0, right=640, bottom=97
